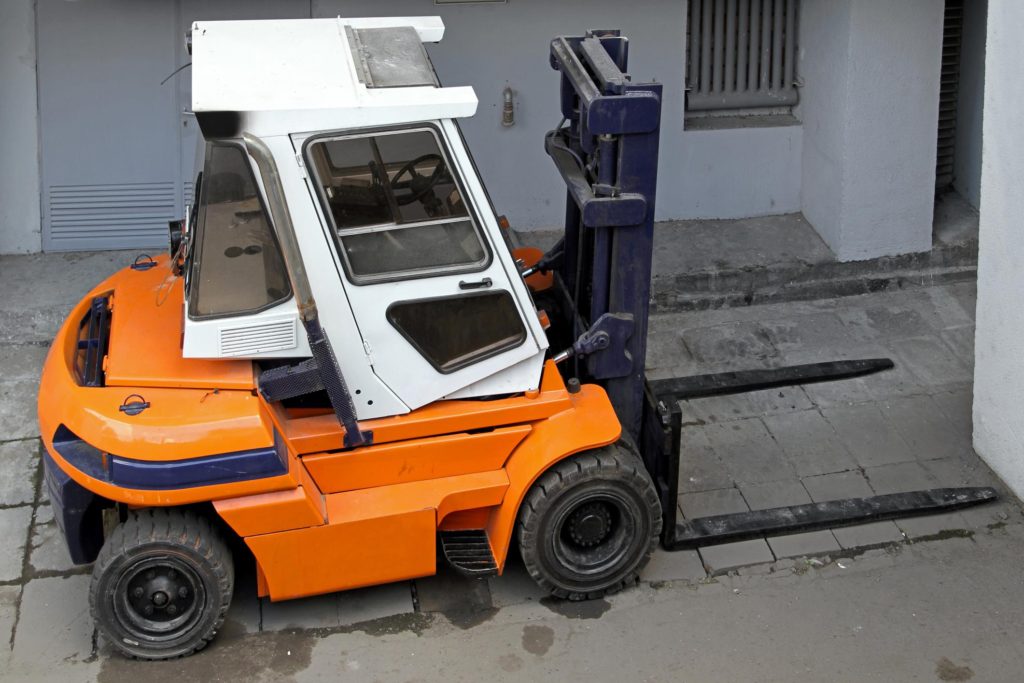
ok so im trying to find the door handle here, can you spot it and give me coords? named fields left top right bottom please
left=459, top=277, right=492, bottom=290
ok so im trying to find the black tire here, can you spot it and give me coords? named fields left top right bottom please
left=89, top=508, right=234, bottom=660
left=517, top=444, right=662, bottom=600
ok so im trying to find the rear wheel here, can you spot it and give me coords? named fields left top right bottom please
left=517, top=444, right=662, bottom=600
left=89, top=508, right=234, bottom=660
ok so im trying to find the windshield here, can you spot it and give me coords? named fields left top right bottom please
left=306, top=127, right=489, bottom=284
left=187, top=142, right=291, bottom=319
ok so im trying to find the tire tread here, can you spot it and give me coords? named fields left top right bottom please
left=89, top=508, right=234, bottom=661
left=517, top=443, right=662, bottom=601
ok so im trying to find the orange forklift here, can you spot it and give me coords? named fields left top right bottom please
left=38, top=18, right=995, bottom=659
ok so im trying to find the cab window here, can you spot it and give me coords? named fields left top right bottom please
left=306, top=128, right=489, bottom=283
left=188, top=143, right=290, bottom=319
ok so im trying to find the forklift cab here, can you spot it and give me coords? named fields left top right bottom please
left=181, top=18, right=547, bottom=419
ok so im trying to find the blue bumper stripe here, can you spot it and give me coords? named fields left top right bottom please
left=52, top=426, right=287, bottom=491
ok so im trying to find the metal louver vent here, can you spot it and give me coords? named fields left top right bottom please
left=686, top=0, right=800, bottom=112
left=218, top=318, right=298, bottom=357
left=46, top=181, right=176, bottom=251
left=936, top=0, right=963, bottom=190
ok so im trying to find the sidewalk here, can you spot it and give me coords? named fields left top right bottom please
left=0, top=250, right=1020, bottom=680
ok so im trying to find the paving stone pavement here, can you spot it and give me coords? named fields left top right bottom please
left=0, top=252, right=1021, bottom=671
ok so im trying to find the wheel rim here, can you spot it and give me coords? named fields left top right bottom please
left=549, top=491, right=641, bottom=579
left=112, top=555, right=206, bottom=643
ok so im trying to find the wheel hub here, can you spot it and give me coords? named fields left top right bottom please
left=567, top=502, right=613, bottom=547
left=122, top=561, right=199, bottom=629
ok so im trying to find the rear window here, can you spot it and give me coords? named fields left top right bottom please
left=188, top=143, right=291, bottom=319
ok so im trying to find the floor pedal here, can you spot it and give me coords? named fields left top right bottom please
left=439, top=529, right=498, bottom=577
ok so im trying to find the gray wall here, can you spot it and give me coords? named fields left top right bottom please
left=800, top=0, right=944, bottom=261
left=954, top=0, right=988, bottom=209
left=797, top=0, right=849, bottom=254
left=36, top=0, right=184, bottom=251
left=314, top=0, right=689, bottom=230
left=676, top=123, right=802, bottom=219
left=974, top=0, right=1024, bottom=499
left=1, top=0, right=964, bottom=254
left=0, top=0, right=41, bottom=254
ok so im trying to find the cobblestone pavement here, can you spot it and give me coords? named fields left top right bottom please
left=0, top=253, right=1020, bottom=680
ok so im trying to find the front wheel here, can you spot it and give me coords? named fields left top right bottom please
left=89, top=508, right=234, bottom=660
left=517, top=444, right=662, bottom=601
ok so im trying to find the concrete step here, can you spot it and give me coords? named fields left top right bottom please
left=514, top=191, right=978, bottom=313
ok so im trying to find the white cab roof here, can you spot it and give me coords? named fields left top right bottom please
left=191, top=17, right=478, bottom=136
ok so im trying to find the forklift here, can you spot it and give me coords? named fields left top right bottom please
left=37, top=17, right=995, bottom=659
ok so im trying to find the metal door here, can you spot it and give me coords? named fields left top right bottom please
left=37, top=0, right=182, bottom=251
left=293, top=122, right=545, bottom=410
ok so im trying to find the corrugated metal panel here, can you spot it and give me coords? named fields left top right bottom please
left=936, top=0, right=963, bottom=190
left=45, top=182, right=177, bottom=251
left=687, top=0, right=799, bottom=112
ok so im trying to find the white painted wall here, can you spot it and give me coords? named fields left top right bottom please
left=973, top=1, right=1024, bottom=499
left=0, top=0, right=42, bottom=254
left=677, top=123, right=803, bottom=219
left=799, top=0, right=944, bottom=262
left=953, top=0, right=987, bottom=209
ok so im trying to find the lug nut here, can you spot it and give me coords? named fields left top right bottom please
left=167, top=569, right=176, bottom=580
left=143, top=605, right=154, bottom=616
left=133, top=587, right=144, bottom=598
left=167, top=605, right=178, bottom=615
left=178, top=587, right=188, bottom=598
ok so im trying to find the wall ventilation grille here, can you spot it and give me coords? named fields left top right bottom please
left=686, top=0, right=799, bottom=112
left=936, top=0, right=963, bottom=190
left=218, top=318, right=297, bottom=357
left=46, top=181, right=176, bottom=251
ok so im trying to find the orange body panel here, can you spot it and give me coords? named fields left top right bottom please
left=103, top=257, right=254, bottom=390
left=439, top=507, right=494, bottom=530
left=214, top=486, right=324, bottom=537
left=302, top=424, right=531, bottom=493
left=327, top=469, right=508, bottom=525
left=249, top=470, right=507, bottom=600
left=282, top=361, right=571, bottom=454
left=214, top=463, right=326, bottom=536
left=486, top=383, right=622, bottom=569
left=250, top=508, right=437, bottom=601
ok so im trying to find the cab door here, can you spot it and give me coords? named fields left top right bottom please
left=295, top=123, right=545, bottom=410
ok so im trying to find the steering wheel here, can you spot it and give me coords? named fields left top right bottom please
left=390, top=154, right=446, bottom=206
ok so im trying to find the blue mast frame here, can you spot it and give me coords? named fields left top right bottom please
left=546, top=30, right=663, bottom=439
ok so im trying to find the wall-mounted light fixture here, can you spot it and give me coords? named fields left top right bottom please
left=502, top=84, right=515, bottom=127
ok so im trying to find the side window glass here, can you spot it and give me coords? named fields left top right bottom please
left=387, top=292, right=526, bottom=373
left=307, top=129, right=488, bottom=282
left=189, top=144, right=291, bottom=318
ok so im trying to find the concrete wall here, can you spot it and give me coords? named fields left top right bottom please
left=315, top=0, right=692, bottom=230
left=953, top=0, right=988, bottom=209
left=0, top=0, right=42, bottom=254
left=799, top=0, right=944, bottom=262
left=973, top=1, right=1024, bottom=499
